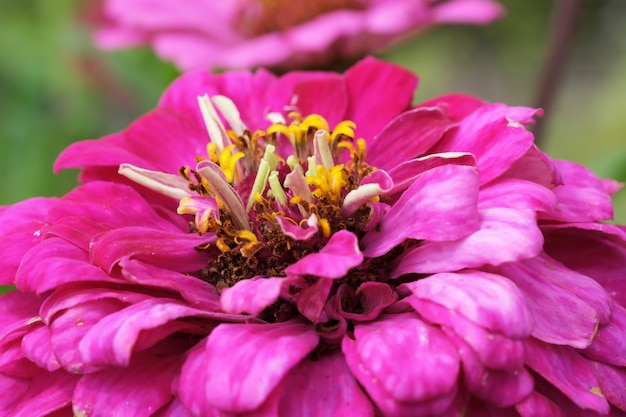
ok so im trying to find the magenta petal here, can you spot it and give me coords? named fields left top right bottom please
left=221, top=277, right=283, bottom=315
left=402, top=270, right=534, bottom=338
left=15, top=238, right=112, bottom=294
left=387, top=152, right=476, bottom=195
left=362, top=164, right=480, bottom=258
left=367, top=107, right=455, bottom=171
left=73, top=353, right=180, bottom=417
left=432, top=103, right=541, bottom=184
left=79, top=298, right=228, bottom=367
left=525, top=338, right=609, bottom=414
left=450, top=333, right=533, bottom=407
left=584, top=304, right=626, bottom=366
left=591, top=361, right=626, bottom=412
left=344, top=57, right=417, bottom=141
left=0, top=197, right=53, bottom=284
left=409, top=298, right=526, bottom=370
left=48, top=297, right=127, bottom=373
left=90, top=226, right=211, bottom=273
left=340, top=282, right=398, bottom=322
left=498, top=256, right=610, bottom=348
left=21, top=325, right=60, bottom=372
left=478, top=178, right=557, bottom=212
left=296, top=278, right=333, bottom=323
left=345, top=314, right=459, bottom=402
left=5, top=370, right=78, bottom=417
left=180, top=321, right=319, bottom=413
left=275, top=214, right=318, bottom=241
left=342, top=315, right=460, bottom=417
left=278, top=352, right=374, bottom=417
left=515, top=392, right=566, bottom=417
left=285, top=230, right=363, bottom=279
left=541, top=160, right=614, bottom=222
left=393, top=208, right=543, bottom=274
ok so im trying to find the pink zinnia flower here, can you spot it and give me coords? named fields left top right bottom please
left=2, top=57, right=626, bottom=416
left=93, top=0, right=504, bottom=71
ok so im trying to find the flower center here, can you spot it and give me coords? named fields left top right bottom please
left=239, top=0, right=364, bottom=37
left=175, top=95, right=388, bottom=292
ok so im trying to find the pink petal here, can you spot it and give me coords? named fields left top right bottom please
left=402, top=270, right=534, bottom=338
left=478, top=178, right=557, bottom=212
left=73, top=352, right=180, bottom=417
left=525, top=338, right=609, bottom=414
left=55, top=109, right=207, bottom=175
left=0, top=197, right=54, bottom=285
left=344, top=57, right=417, bottom=141
left=387, top=152, right=476, bottom=195
left=89, top=226, right=211, bottom=274
left=79, top=298, right=241, bottom=367
left=449, top=332, right=533, bottom=407
left=418, top=93, right=484, bottom=121
left=591, top=361, right=626, bottom=412
left=516, top=392, right=566, bottom=417
left=6, top=370, right=78, bottom=417
left=338, top=282, right=398, bottom=322
left=285, top=230, right=363, bottom=279
left=21, top=325, right=60, bottom=372
left=15, top=238, right=112, bottom=294
left=342, top=315, right=461, bottom=416
left=540, top=160, right=614, bottom=222
left=221, top=277, right=284, bottom=315
left=344, top=314, right=459, bottom=402
left=584, top=304, right=626, bottom=367
left=407, top=297, right=527, bottom=370
left=431, top=0, right=505, bottom=24
left=274, top=215, right=318, bottom=241
left=179, top=321, right=318, bottom=413
left=296, top=278, right=333, bottom=323
left=543, top=228, right=626, bottom=307
left=367, top=107, right=455, bottom=171
left=497, top=257, right=608, bottom=348
left=119, top=258, right=221, bottom=311
left=393, top=207, right=543, bottom=274
left=362, top=164, right=480, bottom=258
left=278, top=352, right=375, bottom=417
left=432, top=103, right=542, bottom=185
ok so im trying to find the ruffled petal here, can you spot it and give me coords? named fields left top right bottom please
left=285, top=230, right=363, bottom=279
left=344, top=57, right=417, bottom=141
left=278, top=352, right=374, bottom=417
left=393, top=208, right=543, bottom=274
left=525, top=339, right=610, bottom=415
left=73, top=352, right=180, bottom=417
left=367, top=107, right=455, bottom=171
left=362, top=164, right=480, bottom=257
left=179, top=321, right=318, bottom=413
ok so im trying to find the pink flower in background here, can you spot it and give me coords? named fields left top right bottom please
left=1, top=57, right=626, bottom=416
left=93, top=0, right=504, bottom=71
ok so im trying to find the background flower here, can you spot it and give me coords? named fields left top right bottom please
left=1, top=57, right=625, bottom=416
left=92, top=0, right=504, bottom=71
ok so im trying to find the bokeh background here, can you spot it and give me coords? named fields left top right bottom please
left=1, top=0, right=625, bottom=224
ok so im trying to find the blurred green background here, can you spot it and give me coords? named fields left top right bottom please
left=1, top=0, right=625, bottom=226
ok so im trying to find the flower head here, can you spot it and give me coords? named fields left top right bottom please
left=93, top=0, right=504, bottom=71
left=2, top=57, right=626, bottom=416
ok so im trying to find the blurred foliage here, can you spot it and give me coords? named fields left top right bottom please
left=0, top=0, right=624, bottom=257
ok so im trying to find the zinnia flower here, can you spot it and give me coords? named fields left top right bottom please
left=93, top=0, right=504, bottom=71
left=2, top=57, right=626, bottom=416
